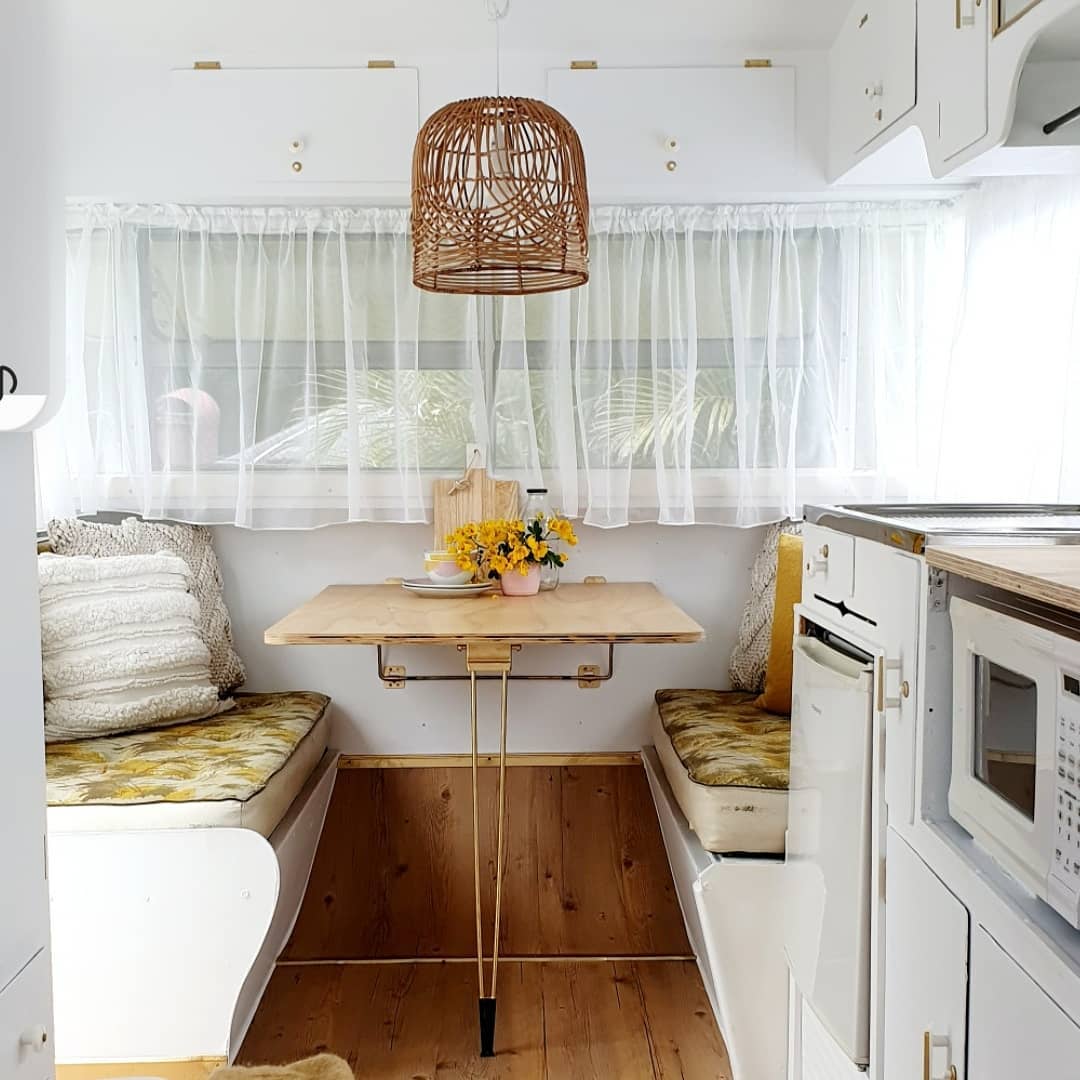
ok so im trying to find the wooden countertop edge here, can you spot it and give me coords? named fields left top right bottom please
left=926, top=547, right=1080, bottom=614
left=264, top=631, right=706, bottom=646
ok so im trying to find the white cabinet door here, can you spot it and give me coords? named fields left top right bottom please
left=546, top=66, right=796, bottom=200
left=884, top=830, right=968, bottom=1080
left=168, top=67, right=418, bottom=191
left=968, top=927, right=1080, bottom=1077
left=0, top=950, right=53, bottom=1080
left=921, top=0, right=989, bottom=160
left=829, top=0, right=917, bottom=159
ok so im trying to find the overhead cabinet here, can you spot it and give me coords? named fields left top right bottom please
left=546, top=66, right=797, bottom=199
left=829, top=0, right=917, bottom=162
left=922, top=0, right=990, bottom=161
left=168, top=66, right=418, bottom=193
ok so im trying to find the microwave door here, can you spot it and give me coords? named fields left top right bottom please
left=785, top=634, right=875, bottom=1067
left=974, top=658, right=1038, bottom=822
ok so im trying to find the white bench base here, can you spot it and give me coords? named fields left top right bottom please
left=49, top=749, right=338, bottom=1067
left=643, top=745, right=789, bottom=1080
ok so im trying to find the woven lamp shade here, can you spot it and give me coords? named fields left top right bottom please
left=412, top=96, right=589, bottom=296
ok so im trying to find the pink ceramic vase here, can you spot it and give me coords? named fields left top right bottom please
left=500, top=564, right=541, bottom=596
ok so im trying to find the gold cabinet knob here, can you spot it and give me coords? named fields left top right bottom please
left=665, top=160, right=678, bottom=172
left=291, top=161, right=303, bottom=173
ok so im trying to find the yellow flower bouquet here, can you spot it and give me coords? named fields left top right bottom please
left=446, top=513, right=578, bottom=596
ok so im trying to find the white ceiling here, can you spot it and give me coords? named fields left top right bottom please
left=61, top=0, right=854, bottom=56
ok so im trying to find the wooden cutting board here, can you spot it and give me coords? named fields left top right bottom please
left=431, top=470, right=520, bottom=550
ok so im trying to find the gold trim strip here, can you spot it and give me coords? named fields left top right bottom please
left=337, top=752, right=642, bottom=769
left=58, top=1059, right=225, bottom=1080
left=994, top=0, right=1042, bottom=35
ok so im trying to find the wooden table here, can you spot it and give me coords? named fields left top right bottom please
left=266, top=581, right=704, bottom=1057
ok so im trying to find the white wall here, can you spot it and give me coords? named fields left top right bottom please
left=213, top=522, right=765, bottom=754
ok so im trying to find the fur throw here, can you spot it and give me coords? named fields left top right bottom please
left=210, top=1055, right=353, bottom=1080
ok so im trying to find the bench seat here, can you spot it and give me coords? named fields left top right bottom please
left=652, top=688, right=790, bottom=855
left=46, top=690, right=331, bottom=837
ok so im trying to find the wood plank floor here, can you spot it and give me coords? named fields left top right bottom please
left=241, top=764, right=730, bottom=1077
left=240, top=961, right=731, bottom=1079
left=284, top=766, right=692, bottom=959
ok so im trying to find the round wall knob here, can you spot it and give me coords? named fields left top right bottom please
left=665, top=137, right=679, bottom=152
left=20, top=1026, right=48, bottom=1052
left=665, top=160, right=678, bottom=172
left=289, top=139, right=304, bottom=153
left=291, top=161, right=303, bottom=173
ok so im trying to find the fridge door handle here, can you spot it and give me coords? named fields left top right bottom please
left=875, top=656, right=907, bottom=712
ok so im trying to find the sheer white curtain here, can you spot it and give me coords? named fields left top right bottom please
left=36, top=200, right=957, bottom=529
left=906, top=177, right=1080, bottom=503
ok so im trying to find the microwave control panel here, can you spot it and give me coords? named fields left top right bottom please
left=1052, top=673, right=1080, bottom=923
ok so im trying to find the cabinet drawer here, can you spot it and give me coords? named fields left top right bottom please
left=802, top=524, right=855, bottom=611
left=0, top=949, right=53, bottom=1080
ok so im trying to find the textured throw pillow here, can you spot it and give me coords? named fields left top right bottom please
left=47, top=517, right=245, bottom=694
left=39, top=552, right=232, bottom=743
left=755, top=534, right=804, bottom=716
left=729, top=520, right=803, bottom=693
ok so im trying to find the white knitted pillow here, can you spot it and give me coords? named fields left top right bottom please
left=47, top=517, right=245, bottom=694
left=729, top=520, right=803, bottom=693
left=39, top=552, right=232, bottom=742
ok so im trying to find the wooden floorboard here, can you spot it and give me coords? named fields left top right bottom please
left=238, top=961, right=732, bottom=1079
left=284, top=765, right=692, bottom=960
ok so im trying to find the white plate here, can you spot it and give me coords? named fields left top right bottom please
left=401, top=578, right=495, bottom=597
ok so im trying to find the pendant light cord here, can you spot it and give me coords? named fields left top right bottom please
left=486, top=0, right=509, bottom=96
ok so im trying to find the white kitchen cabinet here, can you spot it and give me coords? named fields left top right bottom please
left=546, top=66, right=796, bottom=200
left=968, top=926, right=1080, bottom=1077
left=167, top=67, right=418, bottom=194
left=884, top=830, right=968, bottom=1080
left=828, top=0, right=917, bottom=166
left=921, top=0, right=990, bottom=160
left=0, top=950, right=53, bottom=1080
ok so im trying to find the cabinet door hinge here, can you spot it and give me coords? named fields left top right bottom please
left=570, top=60, right=598, bottom=70
left=193, top=60, right=222, bottom=70
left=744, top=58, right=773, bottom=68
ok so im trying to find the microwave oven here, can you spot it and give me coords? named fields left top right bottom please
left=950, top=596, right=1080, bottom=929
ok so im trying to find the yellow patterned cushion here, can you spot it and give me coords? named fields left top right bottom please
left=655, top=688, right=790, bottom=790
left=46, top=691, right=330, bottom=807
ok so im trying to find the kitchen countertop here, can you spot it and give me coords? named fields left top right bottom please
left=926, top=545, right=1080, bottom=615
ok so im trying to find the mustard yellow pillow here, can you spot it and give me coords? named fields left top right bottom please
left=755, top=534, right=803, bottom=716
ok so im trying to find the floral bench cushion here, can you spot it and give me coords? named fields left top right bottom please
left=46, top=691, right=330, bottom=807
left=654, top=688, right=790, bottom=790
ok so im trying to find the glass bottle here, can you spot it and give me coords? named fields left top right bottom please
left=521, top=487, right=560, bottom=591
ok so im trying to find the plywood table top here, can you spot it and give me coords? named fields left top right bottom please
left=926, top=544, right=1080, bottom=614
left=265, top=582, right=705, bottom=646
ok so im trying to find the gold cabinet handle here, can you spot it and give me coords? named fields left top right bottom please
left=924, top=1031, right=958, bottom=1080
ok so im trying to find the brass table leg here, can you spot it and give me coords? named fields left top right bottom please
left=466, top=643, right=513, bottom=1058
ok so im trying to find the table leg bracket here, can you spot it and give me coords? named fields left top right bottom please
left=376, top=643, right=616, bottom=689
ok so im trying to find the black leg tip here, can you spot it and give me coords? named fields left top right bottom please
left=478, top=997, right=497, bottom=1057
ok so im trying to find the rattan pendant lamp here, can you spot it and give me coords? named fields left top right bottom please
left=411, top=0, right=589, bottom=296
